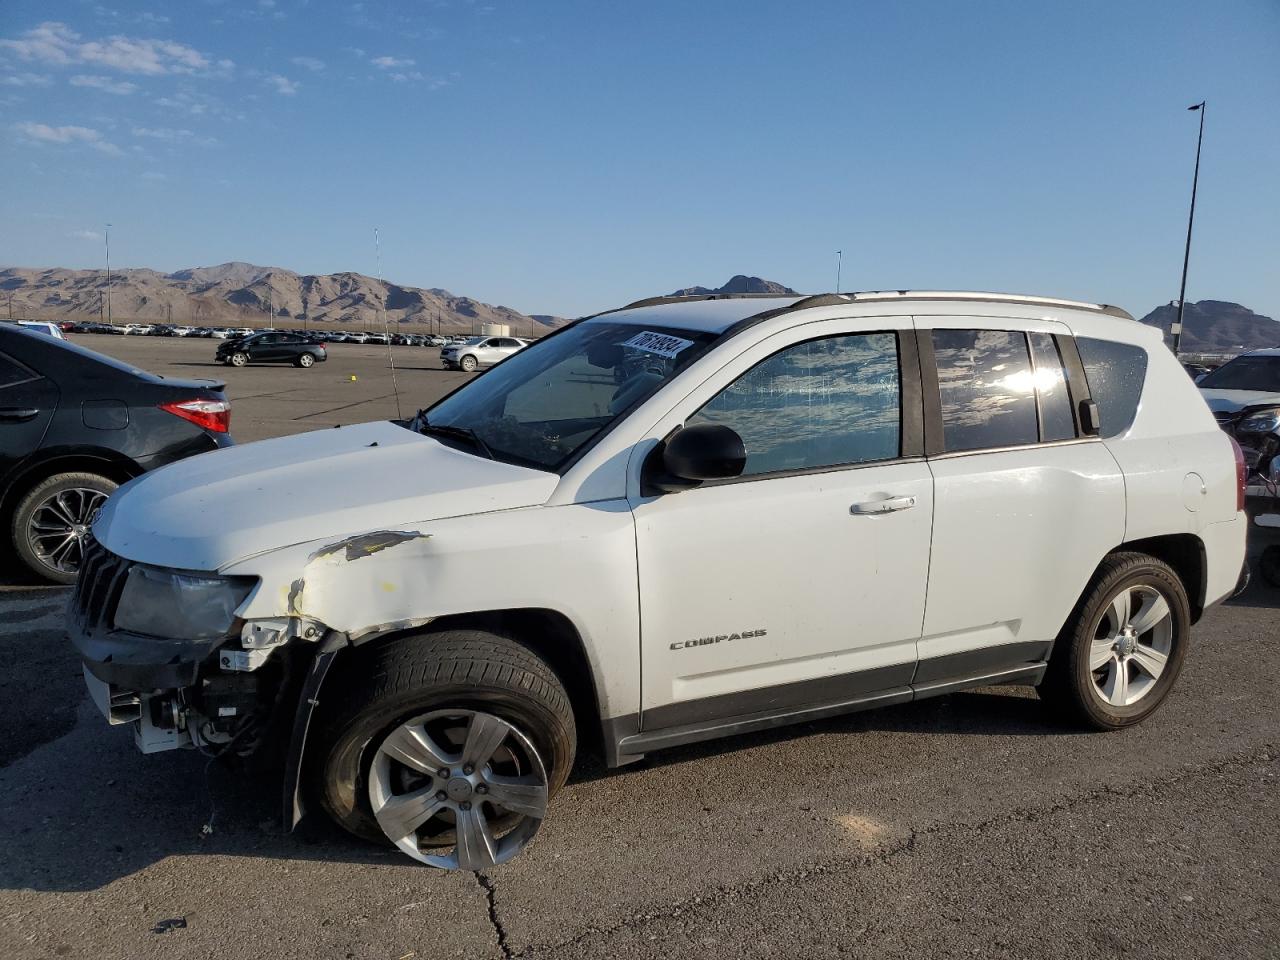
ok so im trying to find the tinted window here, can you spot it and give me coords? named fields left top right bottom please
left=1197, top=355, right=1280, bottom=393
left=932, top=329, right=1038, bottom=452
left=0, top=352, right=35, bottom=389
left=686, top=332, right=901, bottom=477
left=1028, top=333, right=1076, bottom=442
left=1077, top=337, right=1148, bottom=438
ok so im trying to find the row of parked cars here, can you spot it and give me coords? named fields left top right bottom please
left=59, top=320, right=492, bottom=347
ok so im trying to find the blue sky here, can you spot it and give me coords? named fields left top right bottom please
left=1, top=0, right=1277, bottom=319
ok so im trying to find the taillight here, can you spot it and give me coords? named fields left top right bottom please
left=160, top=398, right=231, bottom=434
left=1229, top=435, right=1247, bottom=511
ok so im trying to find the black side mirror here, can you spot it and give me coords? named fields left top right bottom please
left=643, top=423, right=747, bottom=494
left=1079, top=399, right=1102, bottom=437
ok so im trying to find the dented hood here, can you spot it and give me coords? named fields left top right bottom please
left=94, top=420, right=560, bottom=570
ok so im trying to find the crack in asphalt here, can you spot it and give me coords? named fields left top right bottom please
left=514, top=743, right=1277, bottom=958
left=477, top=872, right=514, bottom=959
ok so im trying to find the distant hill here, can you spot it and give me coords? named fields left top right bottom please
left=1137, top=300, right=1280, bottom=354
left=0, top=262, right=563, bottom=335
left=669, top=275, right=798, bottom=297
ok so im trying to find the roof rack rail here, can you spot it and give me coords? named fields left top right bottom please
left=617, top=292, right=799, bottom=311
left=584, top=289, right=1134, bottom=327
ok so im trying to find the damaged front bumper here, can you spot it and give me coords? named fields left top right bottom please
left=68, top=539, right=339, bottom=822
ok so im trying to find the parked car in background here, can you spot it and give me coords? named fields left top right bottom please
left=216, top=331, right=328, bottom=368
left=122, top=324, right=153, bottom=336
left=1197, top=349, right=1280, bottom=481
left=71, top=290, right=1247, bottom=870
left=440, top=335, right=529, bottom=371
left=1, top=325, right=232, bottom=583
left=14, top=320, right=66, bottom=340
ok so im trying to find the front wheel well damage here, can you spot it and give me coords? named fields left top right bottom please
left=326, top=607, right=605, bottom=759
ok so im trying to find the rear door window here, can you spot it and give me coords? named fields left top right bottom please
left=932, top=329, right=1039, bottom=452
left=1076, top=337, right=1148, bottom=438
left=0, top=352, right=37, bottom=389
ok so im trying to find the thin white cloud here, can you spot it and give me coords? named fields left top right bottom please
left=0, top=21, right=225, bottom=77
left=70, top=74, right=138, bottom=94
left=70, top=228, right=102, bottom=240
left=291, top=56, right=325, bottom=72
left=0, top=72, right=52, bottom=87
left=140, top=170, right=166, bottom=181
left=372, top=55, right=414, bottom=69
left=13, top=121, right=122, bottom=155
left=267, top=74, right=299, bottom=95
left=132, top=125, right=192, bottom=140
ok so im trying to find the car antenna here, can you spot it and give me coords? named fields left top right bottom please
left=375, top=227, right=403, bottom=419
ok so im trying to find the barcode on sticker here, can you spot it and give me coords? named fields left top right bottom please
left=620, top=331, right=695, bottom=359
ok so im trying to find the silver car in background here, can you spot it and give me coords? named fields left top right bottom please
left=441, top=335, right=530, bottom=372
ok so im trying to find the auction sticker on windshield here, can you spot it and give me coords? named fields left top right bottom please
left=620, top=331, right=696, bottom=359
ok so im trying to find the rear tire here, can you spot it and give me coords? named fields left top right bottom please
left=11, top=472, right=117, bottom=584
left=296, top=353, right=315, bottom=368
left=310, top=629, right=577, bottom=855
left=1039, top=552, right=1190, bottom=729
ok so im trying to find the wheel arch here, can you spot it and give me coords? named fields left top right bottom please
left=329, top=607, right=605, bottom=757
left=1112, top=533, right=1207, bottom=624
left=0, top=449, right=141, bottom=524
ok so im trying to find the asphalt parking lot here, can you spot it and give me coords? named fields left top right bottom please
left=1, top=335, right=1278, bottom=959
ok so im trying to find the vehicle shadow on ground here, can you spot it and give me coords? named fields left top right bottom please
left=0, top=685, right=1068, bottom=894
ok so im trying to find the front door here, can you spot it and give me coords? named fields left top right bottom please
left=630, top=322, right=933, bottom=732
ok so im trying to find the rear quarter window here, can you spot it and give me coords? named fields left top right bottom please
left=1076, top=337, right=1148, bottom=438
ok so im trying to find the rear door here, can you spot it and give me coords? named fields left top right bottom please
left=915, top=319, right=1125, bottom=684
left=0, top=347, right=59, bottom=484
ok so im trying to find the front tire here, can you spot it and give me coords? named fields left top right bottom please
left=459, top=355, right=478, bottom=372
left=1039, top=552, right=1190, bottom=729
left=229, top=352, right=249, bottom=367
left=311, top=629, right=576, bottom=869
left=11, top=472, right=117, bottom=584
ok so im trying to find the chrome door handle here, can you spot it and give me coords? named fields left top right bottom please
left=850, top=496, right=917, bottom=515
left=0, top=408, right=39, bottom=423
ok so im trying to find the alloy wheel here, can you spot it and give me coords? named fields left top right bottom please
left=368, top=708, right=549, bottom=870
left=1089, top=584, right=1174, bottom=707
left=27, top=487, right=109, bottom=575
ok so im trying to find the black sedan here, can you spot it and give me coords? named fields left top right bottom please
left=216, top=332, right=327, bottom=368
left=0, top=324, right=233, bottom=583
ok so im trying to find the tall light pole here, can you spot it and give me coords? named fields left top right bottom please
left=1171, top=102, right=1206, bottom=356
left=835, top=250, right=842, bottom=294
left=104, top=223, right=113, bottom=327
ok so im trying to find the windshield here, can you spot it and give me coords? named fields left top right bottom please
left=1198, top=356, right=1280, bottom=393
left=419, top=321, right=718, bottom=470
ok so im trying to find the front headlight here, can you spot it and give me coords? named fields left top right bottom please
left=1237, top=407, right=1280, bottom=434
left=113, top=565, right=255, bottom=641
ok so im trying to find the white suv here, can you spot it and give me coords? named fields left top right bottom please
left=441, top=335, right=529, bottom=371
left=71, top=291, right=1247, bottom=870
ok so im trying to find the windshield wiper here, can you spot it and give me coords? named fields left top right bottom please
left=418, top=418, right=496, bottom=460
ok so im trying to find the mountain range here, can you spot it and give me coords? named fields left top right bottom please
left=0, top=262, right=560, bottom=335
left=2, top=263, right=1275, bottom=353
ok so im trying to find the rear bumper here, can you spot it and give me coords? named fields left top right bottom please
left=1202, top=511, right=1250, bottom=609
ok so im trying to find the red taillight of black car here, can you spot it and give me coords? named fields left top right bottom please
left=160, top=398, right=232, bottom=434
